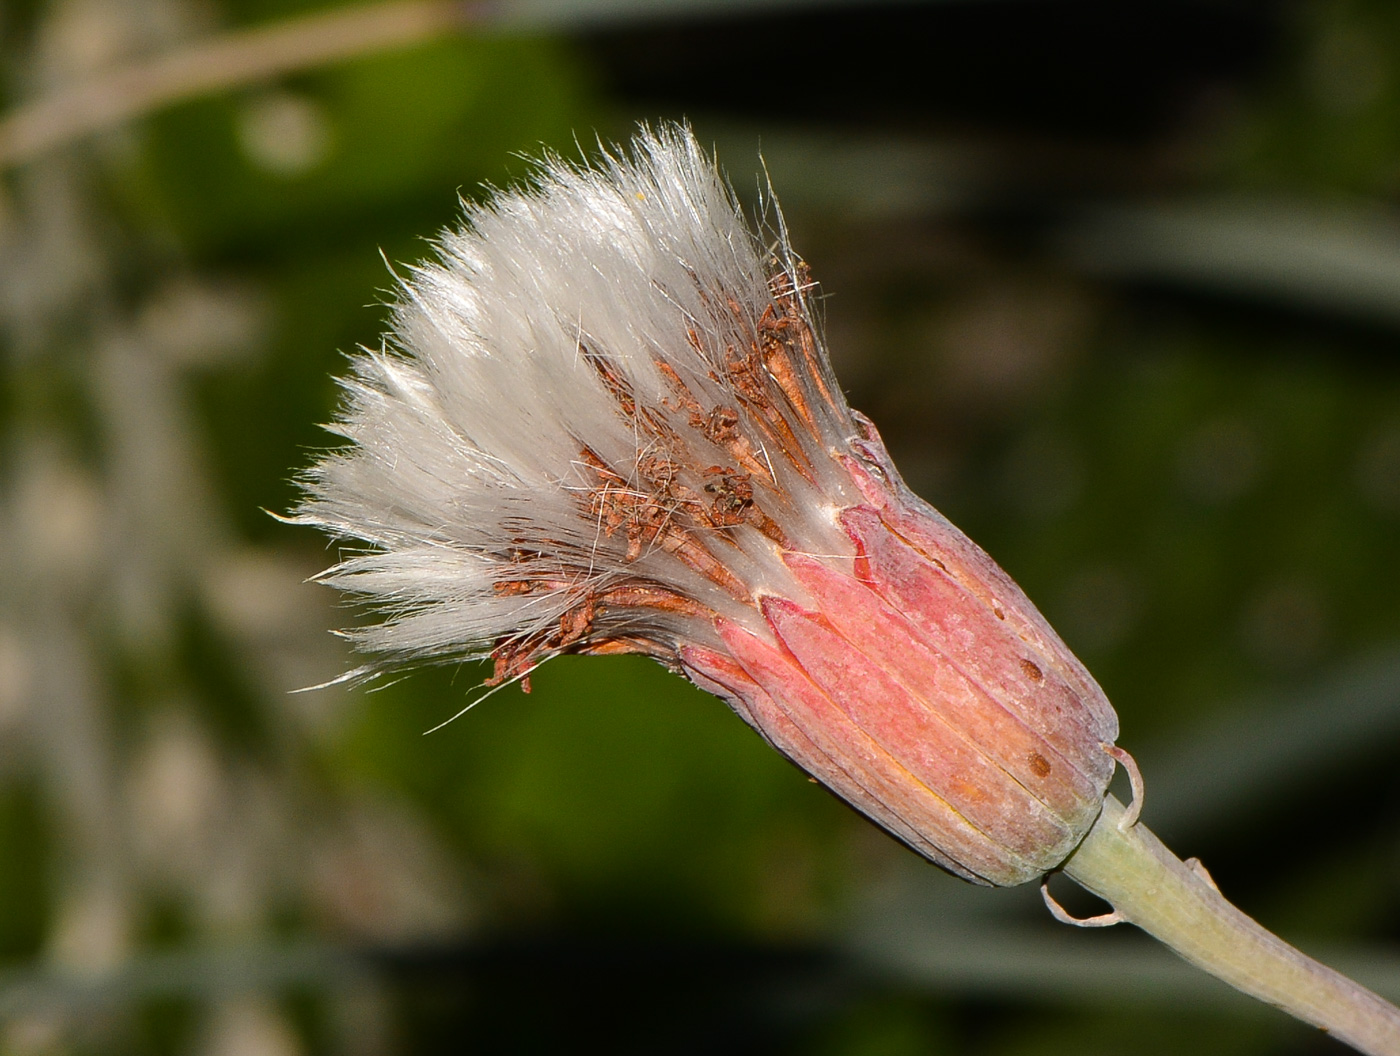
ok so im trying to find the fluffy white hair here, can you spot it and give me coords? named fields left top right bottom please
left=293, top=124, right=864, bottom=682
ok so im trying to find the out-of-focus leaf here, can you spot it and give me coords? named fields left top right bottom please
left=1061, top=198, right=1400, bottom=329
left=118, top=34, right=594, bottom=256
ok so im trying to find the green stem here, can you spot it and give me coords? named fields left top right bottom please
left=1060, top=795, right=1400, bottom=1055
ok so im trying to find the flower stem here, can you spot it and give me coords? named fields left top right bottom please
left=0, top=0, right=478, bottom=171
left=1059, top=794, right=1400, bottom=1055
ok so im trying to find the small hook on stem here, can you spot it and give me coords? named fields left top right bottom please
left=1103, top=743, right=1144, bottom=830
left=1040, top=875, right=1123, bottom=928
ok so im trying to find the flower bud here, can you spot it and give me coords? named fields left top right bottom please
left=293, top=123, right=1120, bottom=887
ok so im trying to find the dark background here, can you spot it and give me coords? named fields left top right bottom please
left=2, top=0, right=1400, bottom=1052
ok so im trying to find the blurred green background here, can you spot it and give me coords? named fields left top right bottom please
left=3, top=0, right=1400, bottom=1052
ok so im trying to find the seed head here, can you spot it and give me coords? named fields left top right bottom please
left=293, top=124, right=1119, bottom=886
